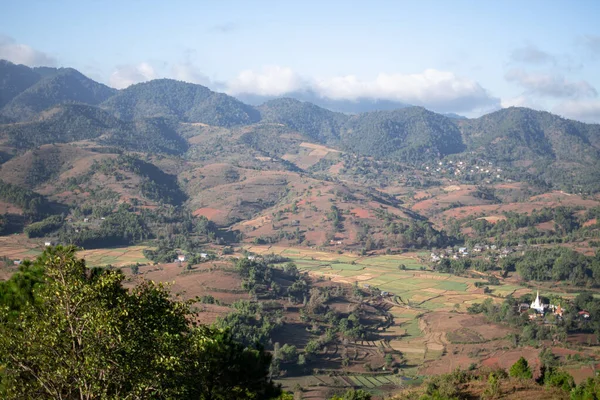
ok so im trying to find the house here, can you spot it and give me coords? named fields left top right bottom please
left=177, top=255, right=186, bottom=262
left=518, top=303, right=530, bottom=313
left=473, top=244, right=484, bottom=253
left=579, top=310, right=591, bottom=319
left=247, top=255, right=256, bottom=261
left=83, top=218, right=89, bottom=223
left=458, top=247, right=468, bottom=254
left=44, top=241, right=53, bottom=247
left=13, top=260, right=22, bottom=265
left=200, top=253, right=208, bottom=259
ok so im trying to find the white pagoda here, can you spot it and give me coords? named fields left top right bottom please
left=530, top=291, right=545, bottom=313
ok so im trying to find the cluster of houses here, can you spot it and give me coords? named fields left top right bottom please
left=430, top=244, right=523, bottom=262
left=518, top=291, right=590, bottom=320
left=424, top=159, right=505, bottom=182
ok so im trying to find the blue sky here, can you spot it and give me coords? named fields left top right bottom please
left=2, top=0, right=600, bottom=121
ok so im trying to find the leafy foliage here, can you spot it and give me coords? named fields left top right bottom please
left=0, top=246, right=280, bottom=399
left=509, top=357, right=533, bottom=379
left=23, top=214, right=63, bottom=238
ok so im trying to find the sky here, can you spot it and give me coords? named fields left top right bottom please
left=1, top=0, right=600, bottom=121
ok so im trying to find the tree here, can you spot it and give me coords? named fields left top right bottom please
left=0, top=246, right=280, bottom=400
left=509, top=357, right=532, bottom=380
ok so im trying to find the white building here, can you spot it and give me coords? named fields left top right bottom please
left=530, top=291, right=545, bottom=313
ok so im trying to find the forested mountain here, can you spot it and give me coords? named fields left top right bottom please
left=101, top=79, right=261, bottom=127
left=341, top=107, right=466, bottom=162
left=0, top=60, right=43, bottom=109
left=1, top=58, right=600, bottom=226
left=0, top=103, right=187, bottom=155
left=257, top=97, right=347, bottom=144
left=0, top=66, right=116, bottom=121
left=457, top=107, right=600, bottom=191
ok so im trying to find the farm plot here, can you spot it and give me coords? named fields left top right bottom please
left=78, top=246, right=151, bottom=267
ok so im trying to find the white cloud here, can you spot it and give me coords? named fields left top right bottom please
left=109, top=62, right=156, bottom=89
left=0, top=34, right=56, bottom=67
left=171, top=61, right=211, bottom=86
left=554, top=100, right=600, bottom=123
left=227, top=65, right=307, bottom=96
left=227, top=66, right=498, bottom=113
left=505, top=69, right=597, bottom=98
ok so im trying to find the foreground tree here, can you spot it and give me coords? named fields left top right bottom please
left=0, top=246, right=279, bottom=399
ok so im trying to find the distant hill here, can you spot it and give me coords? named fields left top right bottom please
left=0, top=60, right=43, bottom=109
left=341, top=107, right=466, bottom=162
left=457, top=107, right=600, bottom=191
left=101, top=79, right=260, bottom=127
left=0, top=103, right=188, bottom=155
left=1, top=59, right=600, bottom=196
left=258, top=98, right=347, bottom=143
left=0, top=67, right=115, bottom=121
left=238, top=90, right=410, bottom=114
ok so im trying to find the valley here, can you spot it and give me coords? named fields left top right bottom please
left=2, top=59, right=600, bottom=399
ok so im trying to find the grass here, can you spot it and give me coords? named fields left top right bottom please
left=435, top=281, right=468, bottom=292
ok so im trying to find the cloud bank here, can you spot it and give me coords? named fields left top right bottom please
left=109, top=63, right=156, bottom=89
left=0, top=35, right=57, bottom=67
left=227, top=66, right=499, bottom=113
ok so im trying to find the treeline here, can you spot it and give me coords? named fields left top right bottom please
left=24, top=215, right=64, bottom=238
left=465, top=206, right=596, bottom=247
left=59, top=208, right=151, bottom=248
left=0, top=179, right=52, bottom=220
left=512, top=247, right=600, bottom=286
left=0, top=246, right=282, bottom=399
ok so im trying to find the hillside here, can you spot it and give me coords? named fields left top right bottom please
left=101, top=79, right=261, bottom=127
left=457, top=107, right=600, bottom=192
left=0, top=66, right=116, bottom=121
left=341, top=107, right=466, bottom=162
left=0, top=60, right=43, bottom=109
left=0, top=59, right=599, bottom=251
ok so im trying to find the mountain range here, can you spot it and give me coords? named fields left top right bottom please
left=1, top=58, right=600, bottom=243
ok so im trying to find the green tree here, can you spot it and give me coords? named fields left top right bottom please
left=0, top=246, right=279, bottom=400
left=509, top=357, right=533, bottom=380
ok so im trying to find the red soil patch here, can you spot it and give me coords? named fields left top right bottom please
left=481, top=348, right=540, bottom=373
left=297, top=196, right=318, bottom=206
left=566, top=365, right=600, bottom=384
left=536, top=221, right=555, bottom=231
left=0, top=201, right=22, bottom=215
left=351, top=208, right=372, bottom=219
left=193, top=207, right=225, bottom=220
left=328, top=162, right=344, bottom=174
left=584, top=218, right=598, bottom=227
